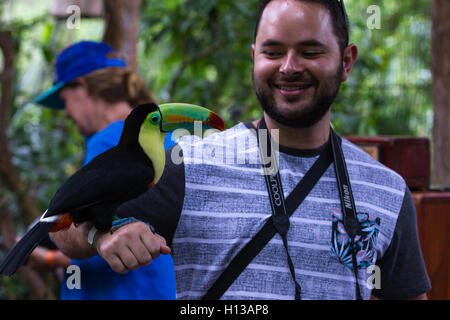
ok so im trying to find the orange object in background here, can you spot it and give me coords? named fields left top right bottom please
left=346, top=136, right=430, bottom=191
left=413, top=192, right=450, bottom=300
left=347, top=136, right=449, bottom=300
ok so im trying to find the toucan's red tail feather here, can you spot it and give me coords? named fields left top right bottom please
left=50, top=213, right=72, bottom=232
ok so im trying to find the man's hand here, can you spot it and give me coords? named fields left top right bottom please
left=94, top=222, right=171, bottom=274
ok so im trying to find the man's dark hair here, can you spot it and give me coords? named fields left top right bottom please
left=254, top=0, right=349, bottom=53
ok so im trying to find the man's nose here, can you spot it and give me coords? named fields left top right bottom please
left=279, top=52, right=303, bottom=75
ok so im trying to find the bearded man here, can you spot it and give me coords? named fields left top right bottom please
left=52, top=0, right=431, bottom=300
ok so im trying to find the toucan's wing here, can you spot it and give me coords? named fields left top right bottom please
left=45, top=146, right=154, bottom=220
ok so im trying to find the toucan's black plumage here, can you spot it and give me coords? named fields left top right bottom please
left=48, top=104, right=158, bottom=230
left=0, top=102, right=224, bottom=276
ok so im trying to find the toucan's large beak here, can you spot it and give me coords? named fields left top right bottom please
left=158, top=103, right=225, bottom=133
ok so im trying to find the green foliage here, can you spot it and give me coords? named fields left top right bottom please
left=3, top=18, right=86, bottom=209
left=138, top=0, right=432, bottom=136
left=0, top=274, right=29, bottom=299
left=139, top=0, right=259, bottom=127
left=333, top=0, right=432, bottom=136
left=0, top=1, right=99, bottom=299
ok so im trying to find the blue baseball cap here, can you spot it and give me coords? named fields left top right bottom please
left=34, top=41, right=126, bottom=109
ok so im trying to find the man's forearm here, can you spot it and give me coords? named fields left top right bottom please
left=50, top=223, right=98, bottom=260
left=50, top=221, right=171, bottom=274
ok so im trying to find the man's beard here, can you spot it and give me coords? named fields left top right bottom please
left=253, top=64, right=343, bottom=129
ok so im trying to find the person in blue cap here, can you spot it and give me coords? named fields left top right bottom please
left=31, top=41, right=176, bottom=300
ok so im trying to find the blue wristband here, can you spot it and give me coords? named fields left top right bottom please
left=110, top=217, right=155, bottom=234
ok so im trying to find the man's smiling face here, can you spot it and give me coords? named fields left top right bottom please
left=252, top=0, right=344, bottom=128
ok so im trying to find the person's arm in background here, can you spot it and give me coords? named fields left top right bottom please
left=25, top=244, right=71, bottom=271
left=16, top=221, right=73, bottom=272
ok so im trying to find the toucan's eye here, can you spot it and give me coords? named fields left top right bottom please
left=149, top=112, right=161, bottom=125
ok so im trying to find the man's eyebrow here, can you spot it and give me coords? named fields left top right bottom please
left=298, top=39, right=327, bottom=48
left=260, top=40, right=283, bottom=47
left=260, top=39, right=327, bottom=48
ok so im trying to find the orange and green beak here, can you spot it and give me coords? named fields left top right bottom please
left=158, top=103, right=225, bottom=133
left=138, top=103, right=225, bottom=184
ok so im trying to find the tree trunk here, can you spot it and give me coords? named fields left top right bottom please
left=431, top=0, right=450, bottom=188
left=50, top=0, right=104, bottom=18
left=0, top=31, right=40, bottom=225
left=102, top=0, right=141, bottom=71
left=0, top=31, right=55, bottom=299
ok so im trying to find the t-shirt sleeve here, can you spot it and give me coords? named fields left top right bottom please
left=372, top=187, right=432, bottom=299
left=114, top=146, right=185, bottom=247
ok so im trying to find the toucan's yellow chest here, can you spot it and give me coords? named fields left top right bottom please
left=138, top=120, right=166, bottom=184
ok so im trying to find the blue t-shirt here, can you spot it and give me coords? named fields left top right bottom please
left=60, top=121, right=176, bottom=300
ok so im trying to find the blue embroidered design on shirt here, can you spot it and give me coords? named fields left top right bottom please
left=330, top=208, right=381, bottom=269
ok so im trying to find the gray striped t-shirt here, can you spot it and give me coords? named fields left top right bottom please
left=118, top=122, right=431, bottom=300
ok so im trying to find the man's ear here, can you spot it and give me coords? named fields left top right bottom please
left=341, top=44, right=358, bottom=82
left=251, top=44, right=255, bottom=60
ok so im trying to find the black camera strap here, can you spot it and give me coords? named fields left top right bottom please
left=329, top=126, right=363, bottom=300
left=203, top=118, right=362, bottom=300
left=257, top=118, right=302, bottom=300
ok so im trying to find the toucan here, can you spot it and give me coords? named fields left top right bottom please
left=0, top=102, right=224, bottom=276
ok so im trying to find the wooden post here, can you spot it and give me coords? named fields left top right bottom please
left=50, top=0, right=140, bottom=70
left=431, top=0, right=450, bottom=188
left=102, top=0, right=141, bottom=71
left=50, top=0, right=104, bottom=18
left=0, top=31, right=40, bottom=225
left=0, top=30, right=55, bottom=300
